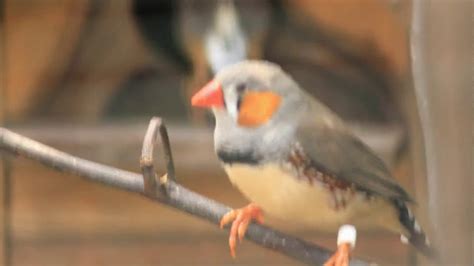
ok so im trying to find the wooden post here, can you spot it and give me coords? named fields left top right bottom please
left=0, top=125, right=5, bottom=263
left=0, top=3, right=11, bottom=264
left=410, top=0, right=472, bottom=264
left=0, top=6, right=5, bottom=263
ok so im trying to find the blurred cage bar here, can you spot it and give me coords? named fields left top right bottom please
left=1, top=0, right=472, bottom=265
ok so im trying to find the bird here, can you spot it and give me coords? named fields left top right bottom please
left=190, top=60, right=435, bottom=265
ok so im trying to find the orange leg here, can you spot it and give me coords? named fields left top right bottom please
left=324, top=243, right=351, bottom=266
left=219, top=203, right=264, bottom=258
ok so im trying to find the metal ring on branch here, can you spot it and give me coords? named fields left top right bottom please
left=140, top=117, right=176, bottom=196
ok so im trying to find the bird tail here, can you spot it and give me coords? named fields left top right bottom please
left=392, top=199, right=439, bottom=259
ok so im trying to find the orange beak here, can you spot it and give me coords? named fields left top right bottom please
left=191, top=80, right=225, bottom=108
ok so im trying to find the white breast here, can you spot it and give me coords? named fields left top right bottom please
left=224, top=163, right=402, bottom=232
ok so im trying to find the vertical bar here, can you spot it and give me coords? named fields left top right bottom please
left=0, top=162, right=11, bottom=266
left=1, top=1, right=12, bottom=265
left=410, top=0, right=472, bottom=264
left=0, top=1, right=5, bottom=261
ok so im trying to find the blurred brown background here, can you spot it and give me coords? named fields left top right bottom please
left=0, top=0, right=471, bottom=265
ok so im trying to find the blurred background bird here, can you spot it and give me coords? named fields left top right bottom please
left=178, top=0, right=270, bottom=122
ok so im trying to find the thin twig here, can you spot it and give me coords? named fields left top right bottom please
left=0, top=121, right=370, bottom=266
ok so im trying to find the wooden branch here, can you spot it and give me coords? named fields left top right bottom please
left=0, top=118, right=370, bottom=265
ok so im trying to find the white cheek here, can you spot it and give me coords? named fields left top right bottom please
left=224, top=90, right=239, bottom=123
left=227, top=102, right=238, bottom=122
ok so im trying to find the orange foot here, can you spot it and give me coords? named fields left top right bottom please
left=324, top=243, right=351, bottom=266
left=219, top=203, right=264, bottom=258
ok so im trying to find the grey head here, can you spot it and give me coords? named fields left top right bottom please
left=210, top=60, right=310, bottom=165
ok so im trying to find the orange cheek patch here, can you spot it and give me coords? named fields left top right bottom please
left=237, top=91, right=282, bottom=127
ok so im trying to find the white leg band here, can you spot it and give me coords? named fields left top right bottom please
left=337, top=224, right=357, bottom=249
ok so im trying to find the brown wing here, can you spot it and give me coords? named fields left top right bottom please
left=295, top=120, right=413, bottom=202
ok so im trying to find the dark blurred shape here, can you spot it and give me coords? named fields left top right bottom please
left=40, top=0, right=162, bottom=122
left=105, top=67, right=187, bottom=120
left=132, top=0, right=190, bottom=71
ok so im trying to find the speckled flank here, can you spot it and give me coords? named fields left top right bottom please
left=287, top=142, right=355, bottom=210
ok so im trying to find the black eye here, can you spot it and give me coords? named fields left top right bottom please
left=237, top=97, right=242, bottom=111
left=236, top=83, right=246, bottom=94
left=235, top=84, right=246, bottom=110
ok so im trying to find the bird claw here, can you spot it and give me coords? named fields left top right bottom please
left=219, top=203, right=264, bottom=258
left=324, top=243, right=351, bottom=266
